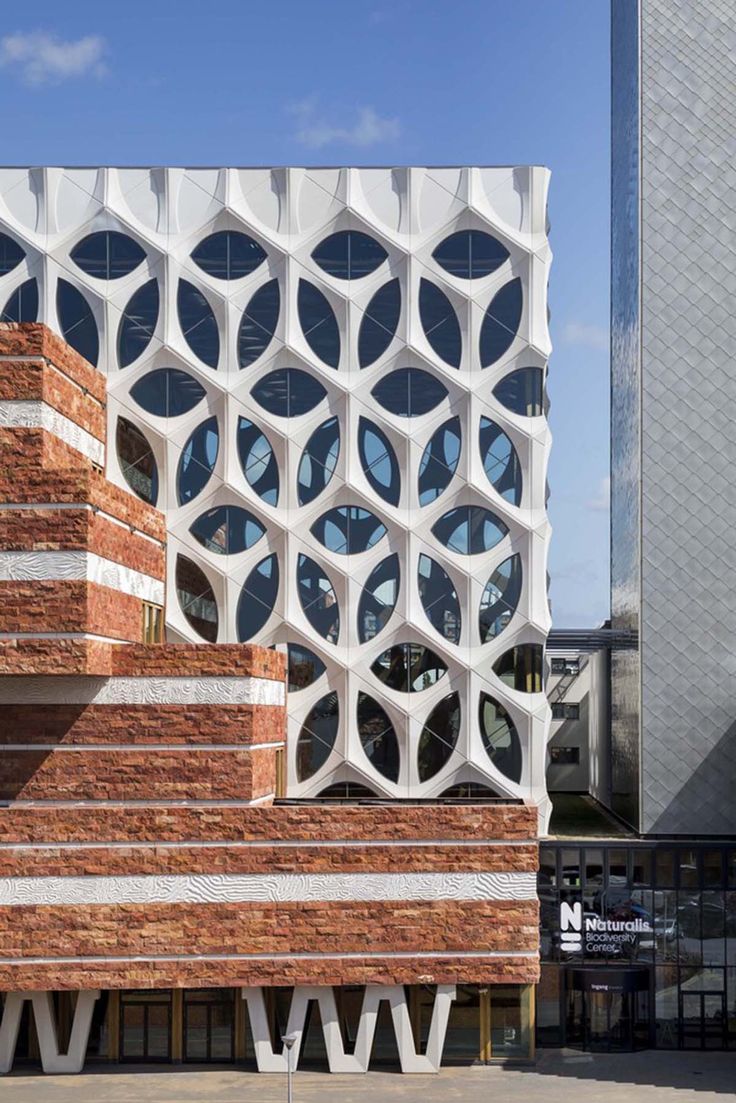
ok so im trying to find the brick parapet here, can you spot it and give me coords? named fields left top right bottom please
left=0, top=360, right=105, bottom=439
left=0, top=580, right=144, bottom=639
left=0, top=323, right=107, bottom=403
left=0, top=640, right=287, bottom=679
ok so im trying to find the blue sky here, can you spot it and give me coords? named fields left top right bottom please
left=0, top=0, right=611, bottom=627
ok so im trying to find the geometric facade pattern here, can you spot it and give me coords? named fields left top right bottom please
left=0, top=165, right=551, bottom=818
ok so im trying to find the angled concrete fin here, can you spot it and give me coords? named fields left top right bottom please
left=0, top=990, right=100, bottom=1075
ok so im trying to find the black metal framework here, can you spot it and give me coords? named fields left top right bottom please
left=538, top=841, right=736, bottom=1051
left=183, top=989, right=235, bottom=1062
left=119, top=991, right=172, bottom=1062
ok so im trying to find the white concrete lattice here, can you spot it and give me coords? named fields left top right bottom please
left=0, top=166, right=552, bottom=821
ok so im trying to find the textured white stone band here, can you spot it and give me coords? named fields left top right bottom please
left=0, top=871, right=536, bottom=906
left=0, top=550, right=165, bottom=604
left=0, top=400, right=104, bottom=466
left=0, top=676, right=285, bottom=706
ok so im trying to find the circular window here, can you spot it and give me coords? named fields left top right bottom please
left=251, top=368, right=326, bottom=417
left=71, top=231, right=145, bottom=280
left=418, top=692, right=460, bottom=781
left=431, top=506, right=507, bottom=555
left=311, top=506, right=386, bottom=555
left=130, top=368, right=205, bottom=417
left=237, top=554, right=279, bottom=641
left=312, top=230, right=387, bottom=279
left=371, top=368, right=448, bottom=417
left=297, top=554, right=339, bottom=644
left=191, top=231, right=266, bottom=279
left=176, top=555, right=218, bottom=642
left=417, top=554, right=460, bottom=644
left=357, top=692, right=399, bottom=782
left=432, top=230, right=509, bottom=279
left=116, top=417, right=158, bottom=505
left=358, top=554, right=400, bottom=643
left=296, top=691, right=338, bottom=781
left=370, top=643, right=448, bottom=693
left=190, top=506, right=265, bottom=555
left=479, top=694, right=522, bottom=782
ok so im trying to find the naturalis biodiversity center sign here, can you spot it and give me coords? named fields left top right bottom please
left=560, top=902, right=652, bottom=955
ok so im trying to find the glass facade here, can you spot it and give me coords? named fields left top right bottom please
left=539, top=841, right=736, bottom=1050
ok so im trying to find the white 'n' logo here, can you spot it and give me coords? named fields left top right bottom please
left=560, top=900, right=583, bottom=952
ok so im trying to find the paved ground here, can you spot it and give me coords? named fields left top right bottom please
left=3, top=1050, right=736, bottom=1102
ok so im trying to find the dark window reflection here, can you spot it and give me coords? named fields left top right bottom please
left=237, top=417, right=279, bottom=505
left=1, top=278, right=38, bottom=323
left=177, top=280, right=219, bottom=368
left=480, top=277, right=522, bottom=367
left=371, top=367, right=447, bottom=417
left=71, top=231, right=145, bottom=280
left=176, top=555, right=218, bottom=642
left=297, top=553, right=339, bottom=644
left=177, top=416, right=218, bottom=505
left=358, top=554, right=399, bottom=643
left=432, top=505, right=508, bottom=554
left=433, top=229, right=509, bottom=279
left=296, top=691, right=338, bottom=780
left=312, top=230, right=387, bottom=279
left=311, top=506, right=386, bottom=555
left=56, top=279, right=99, bottom=366
left=358, top=418, right=400, bottom=506
left=357, top=692, right=400, bottom=781
left=370, top=643, right=447, bottom=692
left=479, top=694, right=522, bottom=782
left=479, top=554, right=522, bottom=642
left=439, top=782, right=501, bottom=799
left=238, top=279, right=280, bottom=368
left=297, top=417, right=340, bottom=506
left=493, top=367, right=544, bottom=416
left=0, top=232, right=24, bottom=275
left=417, top=553, right=461, bottom=644
left=317, top=781, right=377, bottom=799
left=493, top=643, right=544, bottom=692
left=190, top=506, right=265, bottom=554
left=251, top=367, right=326, bottom=417
left=191, top=231, right=266, bottom=280
left=419, top=278, right=461, bottom=368
left=286, top=643, right=326, bottom=691
left=237, top=554, right=279, bottom=640
left=116, top=417, right=158, bottom=504
left=118, top=279, right=159, bottom=368
left=298, top=279, right=340, bottom=368
left=418, top=417, right=461, bottom=505
left=130, top=368, right=205, bottom=417
left=479, top=417, right=522, bottom=504
left=418, top=692, right=460, bottom=781
left=358, top=278, right=401, bottom=367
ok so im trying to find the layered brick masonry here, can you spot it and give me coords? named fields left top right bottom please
left=0, top=324, right=538, bottom=999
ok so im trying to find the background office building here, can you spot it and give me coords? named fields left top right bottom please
left=0, top=164, right=550, bottom=1074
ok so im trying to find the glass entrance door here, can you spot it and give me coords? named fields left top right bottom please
left=566, top=980, right=649, bottom=1051
left=681, top=992, right=725, bottom=1050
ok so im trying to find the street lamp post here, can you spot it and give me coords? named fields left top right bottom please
left=281, top=1031, right=298, bottom=1103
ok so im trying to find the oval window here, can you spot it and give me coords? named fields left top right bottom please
left=358, top=418, right=400, bottom=506
left=297, top=417, right=340, bottom=506
left=237, top=554, right=279, bottom=640
left=493, top=367, right=544, bottom=417
left=298, top=279, right=340, bottom=368
left=297, top=553, right=339, bottom=644
left=251, top=368, right=326, bottom=417
left=130, top=368, right=205, bottom=417
left=432, top=229, right=509, bottom=279
left=370, top=643, right=448, bottom=693
left=311, top=506, right=386, bottom=555
left=418, top=417, right=461, bottom=505
left=1, top=278, right=38, bottom=323
left=371, top=368, right=447, bottom=417
left=479, top=417, right=522, bottom=505
left=236, top=417, right=279, bottom=505
left=191, top=230, right=266, bottom=279
left=480, top=278, right=522, bottom=367
left=0, top=233, right=25, bottom=275
left=479, top=693, right=522, bottom=782
left=417, top=554, right=460, bottom=644
left=56, top=280, right=98, bottom=366
left=190, top=506, right=265, bottom=555
left=479, top=554, right=522, bottom=643
left=358, top=277, right=401, bottom=368
left=419, top=278, right=461, bottom=368
left=116, top=417, right=158, bottom=505
left=431, top=506, right=508, bottom=555
left=358, top=553, right=400, bottom=643
left=418, top=692, right=460, bottom=781
left=493, top=644, right=544, bottom=693
left=286, top=643, right=326, bottom=691
left=312, top=230, right=387, bottom=279
left=317, top=782, right=377, bottom=799
left=118, top=279, right=159, bottom=368
left=177, top=280, right=219, bottom=368
left=238, top=279, right=280, bottom=368
left=176, top=555, right=218, bottom=642
left=357, top=692, right=400, bottom=782
left=296, top=691, right=338, bottom=781
left=71, top=231, right=145, bottom=280
left=177, top=416, right=218, bottom=505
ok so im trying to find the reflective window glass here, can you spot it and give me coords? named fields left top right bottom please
left=177, top=280, right=219, bottom=368
left=312, top=230, right=387, bottom=279
left=358, top=692, right=399, bottom=782
left=479, top=417, right=522, bottom=504
left=71, top=231, right=145, bottom=279
left=190, top=506, right=265, bottom=554
left=116, top=417, right=158, bottom=504
left=371, top=367, right=448, bottom=417
left=480, top=278, right=522, bottom=367
left=238, top=279, right=280, bottom=368
left=317, top=781, right=376, bottom=799
left=417, top=553, right=461, bottom=644
left=493, top=367, right=544, bottom=416
left=130, top=368, right=205, bottom=417
left=311, top=506, right=386, bottom=555
left=251, top=368, right=326, bottom=417
left=118, top=279, right=159, bottom=368
left=297, top=553, right=339, bottom=644
left=370, top=643, right=447, bottom=692
left=296, top=691, right=338, bottom=781
left=237, top=554, right=279, bottom=640
left=432, top=229, right=509, bottom=279
left=191, top=231, right=266, bottom=279
left=286, top=643, right=326, bottom=691
left=56, top=279, right=99, bottom=366
left=298, top=279, right=340, bottom=368
left=297, top=417, right=339, bottom=506
left=432, top=505, right=508, bottom=554
left=440, top=782, right=501, bottom=799
left=418, top=417, right=461, bottom=505
left=357, top=554, right=399, bottom=643
left=479, top=554, right=522, bottom=642
left=236, top=418, right=279, bottom=505
left=177, top=416, right=218, bottom=505
left=479, top=694, right=522, bottom=782
left=176, top=555, right=218, bottom=642
left=358, top=418, right=400, bottom=506
left=418, top=692, right=460, bottom=781
left=419, top=278, right=461, bottom=368
left=358, top=278, right=401, bottom=368
left=0, top=233, right=24, bottom=275
left=493, top=643, right=544, bottom=692
left=1, top=278, right=37, bottom=323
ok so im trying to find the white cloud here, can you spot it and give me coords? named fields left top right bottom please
left=586, top=475, right=610, bottom=513
left=290, top=99, right=400, bottom=150
left=0, top=32, right=106, bottom=86
left=562, top=321, right=609, bottom=352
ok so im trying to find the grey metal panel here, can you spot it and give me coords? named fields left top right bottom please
left=640, top=0, right=736, bottom=833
